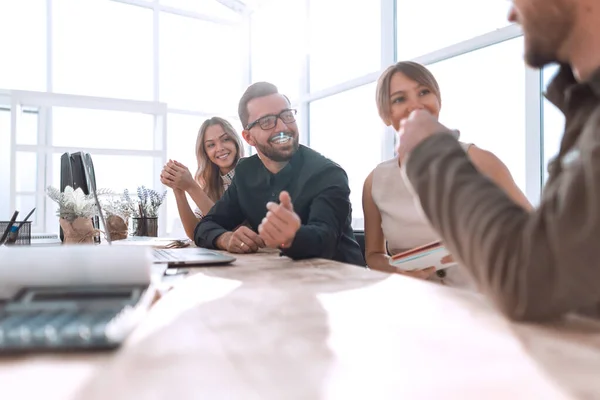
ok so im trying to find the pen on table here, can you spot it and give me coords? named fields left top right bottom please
left=4, top=208, right=35, bottom=245
left=0, top=210, right=19, bottom=245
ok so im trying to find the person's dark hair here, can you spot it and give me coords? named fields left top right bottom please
left=238, top=82, right=291, bottom=128
left=375, top=61, right=441, bottom=125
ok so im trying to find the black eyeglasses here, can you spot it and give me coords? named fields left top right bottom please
left=246, top=109, right=297, bottom=130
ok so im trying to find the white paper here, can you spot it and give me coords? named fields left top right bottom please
left=0, top=245, right=152, bottom=291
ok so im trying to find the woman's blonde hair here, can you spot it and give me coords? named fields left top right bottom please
left=375, top=61, right=442, bottom=125
left=194, top=117, right=244, bottom=202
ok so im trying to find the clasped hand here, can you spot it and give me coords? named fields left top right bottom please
left=160, top=160, right=195, bottom=191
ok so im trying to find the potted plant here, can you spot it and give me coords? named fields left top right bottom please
left=123, top=186, right=166, bottom=237
left=101, top=193, right=133, bottom=241
left=46, top=186, right=103, bottom=244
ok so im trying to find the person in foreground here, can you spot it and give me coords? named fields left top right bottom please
left=194, top=82, right=365, bottom=266
left=160, top=117, right=244, bottom=240
left=363, top=61, right=531, bottom=285
left=396, top=0, right=600, bottom=321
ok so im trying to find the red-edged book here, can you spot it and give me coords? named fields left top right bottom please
left=390, top=240, right=457, bottom=272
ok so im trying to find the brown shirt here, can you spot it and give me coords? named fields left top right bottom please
left=403, top=64, right=600, bottom=321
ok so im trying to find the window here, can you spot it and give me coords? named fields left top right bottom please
left=52, top=108, right=155, bottom=150
left=309, top=83, right=384, bottom=226
left=426, top=37, right=527, bottom=192
left=160, top=14, right=245, bottom=112
left=53, top=0, right=153, bottom=100
left=0, top=109, right=10, bottom=218
left=0, top=0, right=46, bottom=91
left=396, top=0, right=512, bottom=60
left=15, top=152, right=37, bottom=192
left=308, top=0, right=380, bottom=92
left=542, top=64, right=564, bottom=182
left=15, top=194, right=38, bottom=227
left=159, top=0, right=241, bottom=22
left=16, top=110, right=39, bottom=146
left=250, top=0, right=306, bottom=100
left=51, top=153, right=157, bottom=194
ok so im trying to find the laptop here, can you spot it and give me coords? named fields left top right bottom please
left=82, top=157, right=236, bottom=268
left=152, top=247, right=236, bottom=266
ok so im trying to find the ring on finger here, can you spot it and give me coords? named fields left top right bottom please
left=240, top=241, right=246, bottom=248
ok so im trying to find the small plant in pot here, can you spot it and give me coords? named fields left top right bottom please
left=101, top=193, right=133, bottom=241
left=46, top=186, right=105, bottom=244
left=123, top=186, right=166, bottom=237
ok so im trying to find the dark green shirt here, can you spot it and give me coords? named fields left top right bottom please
left=194, top=145, right=365, bottom=266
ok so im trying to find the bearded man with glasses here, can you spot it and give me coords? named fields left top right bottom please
left=194, top=82, right=365, bottom=266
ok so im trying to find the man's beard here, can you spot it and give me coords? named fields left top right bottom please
left=520, top=0, right=576, bottom=68
left=255, top=131, right=300, bottom=162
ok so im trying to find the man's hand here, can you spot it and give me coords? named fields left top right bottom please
left=258, top=191, right=301, bottom=249
left=217, top=226, right=265, bottom=254
left=396, top=109, right=455, bottom=165
left=160, top=160, right=196, bottom=191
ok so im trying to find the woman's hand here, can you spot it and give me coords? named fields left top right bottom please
left=160, top=160, right=196, bottom=191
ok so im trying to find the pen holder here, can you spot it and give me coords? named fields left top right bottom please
left=0, top=221, right=32, bottom=245
left=131, top=217, right=158, bottom=237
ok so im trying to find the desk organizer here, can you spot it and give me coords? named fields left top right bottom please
left=0, top=221, right=32, bottom=245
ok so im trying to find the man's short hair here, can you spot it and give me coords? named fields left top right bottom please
left=238, top=82, right=290, bottom=129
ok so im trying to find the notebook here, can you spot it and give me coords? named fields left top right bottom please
left=390, top=241, right=457, bottom=272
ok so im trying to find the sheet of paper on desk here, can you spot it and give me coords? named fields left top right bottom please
left=112, top=236, right=191, bottom=249
left=390, top=240, right=457, bottom=271
left=0, top=245, right=152, bottom=297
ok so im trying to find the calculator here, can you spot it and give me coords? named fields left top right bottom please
left=0, top=285, right=155, bottom=353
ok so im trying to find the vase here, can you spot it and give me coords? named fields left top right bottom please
left=106, top=215, right=128, bottom=241
left=59, top=217, right=97, bottom=244
left=132, top=217, right=158, bottom=237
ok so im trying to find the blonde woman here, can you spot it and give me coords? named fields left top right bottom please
left=363, top=61, right=532, bottom=285
left=161, top=117, right=245, bottom=240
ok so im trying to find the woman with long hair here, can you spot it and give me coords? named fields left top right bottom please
left=161, top=117, right=244, bottom=239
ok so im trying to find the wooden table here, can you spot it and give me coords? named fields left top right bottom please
left=1, top=250, right=600, bottom=400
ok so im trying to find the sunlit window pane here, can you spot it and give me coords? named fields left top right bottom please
left=397, top=0, right=512, bottom=60
left=0, top=0, right=46, bottom=91
left=53, top=0, right=153, bottom=100
left=159, top=0, right=242, bottom=22
left=15, top=152, right=37, bottom=192
left=250, top=0, right=306, bottom=100
left=308, top=0, right=380, bottom=92
left=52, top=108, right=155, bottom=151
left=309, top=83, right=384, bottom=226
left=427, top=37, right=527, bottom=192
left=15, top=195, right=37, bottom=226
left=160, top=13, right=245, bottom=113
left=16, top=110, right=38, bottom=146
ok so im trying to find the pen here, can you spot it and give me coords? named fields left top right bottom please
left=0, top=210, right=19, bottom=245
left=4, top=208, right=35, bottom=245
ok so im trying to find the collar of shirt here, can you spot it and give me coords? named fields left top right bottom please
left=258, top=145, right=305, bottom=188
left=220, top=169, right=235, bottom=187
left=545, top=63, right=600, bottom=113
